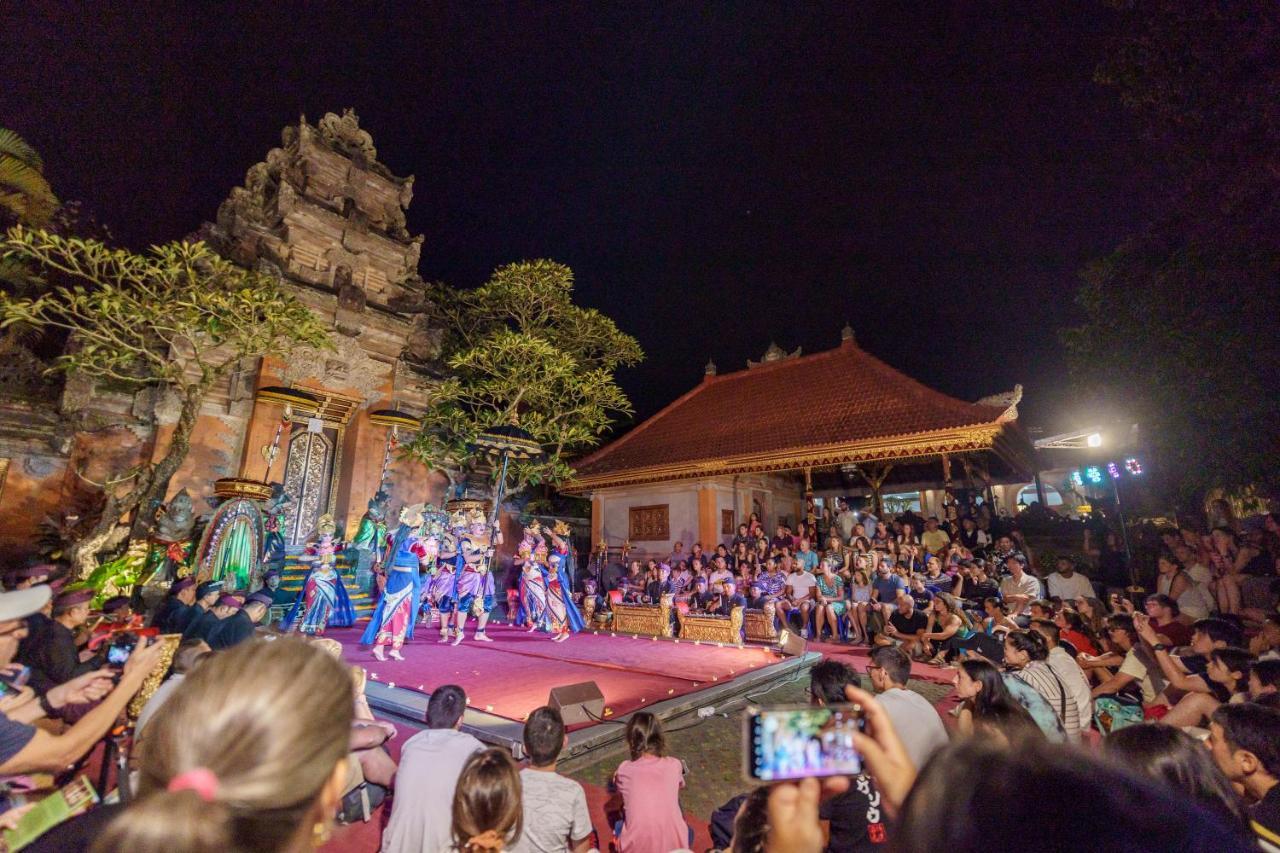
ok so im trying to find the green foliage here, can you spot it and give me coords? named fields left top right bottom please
left=405, top=260, right=642, bottom=491
left=1066, top=1, right=1280, bottom=504
left=0, top=227, right=333, bottom=573
left=0, top=128, right=58, bottom=227
left=0, top=227, right=331, bottom=389
left=83, top=541, right=149, bottom=604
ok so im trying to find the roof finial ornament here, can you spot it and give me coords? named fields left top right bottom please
left=704, top=358, right=717, bottom=376
left=841, top=323, right=855, bottom=344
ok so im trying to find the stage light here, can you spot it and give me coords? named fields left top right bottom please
left=1125, top=457, right=1143, bottom=475
left=1070, top=471, right=1084, bottom=487
left=1107, top=462, right=1121, bottom=479
left=1087, top=433, right=1102, bottom=447
left=1085, top=466, right=1104, bottom=485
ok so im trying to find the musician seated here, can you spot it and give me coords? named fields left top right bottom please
left=712, top=581, right=747, bottom=618
left=688, top=578, right=715, bottom=613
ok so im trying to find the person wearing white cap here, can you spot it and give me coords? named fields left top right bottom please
left=0, top=585, right=166, bottom=775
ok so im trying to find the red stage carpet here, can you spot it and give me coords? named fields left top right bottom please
left=328, top=623, right=784, bottom=724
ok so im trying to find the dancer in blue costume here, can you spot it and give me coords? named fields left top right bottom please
left=362, top=504, right=428, bottom=661
left=543, top=522, right=586, bottom=642
left=280, top=515, right=355, bottom=635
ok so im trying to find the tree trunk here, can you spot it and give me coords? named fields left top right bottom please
left=67, top=381, right=210, bottom=577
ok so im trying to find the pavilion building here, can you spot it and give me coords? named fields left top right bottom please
left=566, top=327, right=1035, bottom=557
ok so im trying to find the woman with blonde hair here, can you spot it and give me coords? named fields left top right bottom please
left=94, top=638, right=354, bottom=853
left=452, top=748, right=523, bottom=852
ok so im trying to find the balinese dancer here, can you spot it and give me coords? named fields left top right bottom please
left=281, top=516, right=356, bottom=636
left=511, top=520, right=546, bottom=628
left=431, top=524, right=461, bottom=643
left=517, top=542, right=550, bottom=632
left=542, top=549, right=586, bottom=642
left=449, top=508, right=500, bottom=645
left=415, top=514, right=454, bottom=642
left=361, top=504, right=429, bottom=661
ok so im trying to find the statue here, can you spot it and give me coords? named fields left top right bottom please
left=350, top=490, right=389, bottom=593
left=261, top=483, right=291, bottom=571
left=142, top=489, right=197, bottom=585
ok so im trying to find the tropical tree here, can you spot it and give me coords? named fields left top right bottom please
left=0, top=227, right=332, bottom=574
left=0, top=128, right=58, bottom=227
left=404, top=260, right=642, bottom=493
left=1065, top=0, right=1280, bottom=504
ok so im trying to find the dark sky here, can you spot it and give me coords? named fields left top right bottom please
left=1, top=2, right=1158, bottom=432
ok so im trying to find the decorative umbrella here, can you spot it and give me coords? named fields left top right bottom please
left=470, top=423, right=544, bottom=536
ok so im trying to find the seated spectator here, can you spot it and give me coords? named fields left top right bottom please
left=952, top=658, right=1043, bottom=743
left=1, top=586, right=166, bottom=776
left=727, top=785, right=770, bottom=853
left=1045, top=556, right=1095, bottom=602
left=1092, top=614, right=1163, bottom=708
left=906, top=576, right=934, bottom=611
left=1161, top=645, right=1253, bottom=729
left=22, top=587, right=105, bottom=692
left=513, top=707, right=591, bottom=853
left=93, top=638, right=352, bottom=853
left=452, top=748, right=523, bottom=853
left=1250, top=659, right=1280, bottom=702
left=879, top=596, right=928, bottom=656
left=1026, top=599, right=1055, bottom=622
left=919, top=593, right=974, bottom=664
left=868, top=563, right=907, bottom=634
left=1144, top=593, right=1193, bottom=647
left=782, top=561, right=817, bottom=637
left=955, top=564, right=999, bottom=608
left=1003, top=630, right=1083, bottom=740
left=865, top=646, right=948, bottom=769
left=813, top=558, right=847, bottom=641
left=807, top=660, right=890, bottom=850
left=613, top=712, right=688, bottom=853
left=206, top=590, right=273, bottom=650
left=998, top=553, right=1041, bottom=619
left=134, top=638, right=212, bottom=734
left=382, top=684, right=484, bottom=852
left=1053, top=607, right=1100, bottom=656
left=848, top=570, right=874, bottom=645
left=1104, top=723, right=1249, bottom=838
left=1028, top=619, right=1093, bottom=731
left=886, top=736, right=1252, bottom=853
left=709, top=556, right=735, bottom=590
left=1155, top=552, right=1215, bottom=622
left=1208, top=703, right=1280, bottom=848
left=920, top=517, right=950, bottom=558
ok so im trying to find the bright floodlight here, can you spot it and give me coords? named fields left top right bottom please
left=1086, top=432, right=1102, bottom=447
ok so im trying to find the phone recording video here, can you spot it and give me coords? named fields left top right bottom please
left=106, top=633, right=138, bottom=667
left=744, top=703, right=864, bottom=782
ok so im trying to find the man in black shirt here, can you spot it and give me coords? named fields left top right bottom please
left=688, top=578, right=714, bottom=613
left=183, top=593, right=240, bottom=643
left=24, top=588, right=103, bottom=693
left=150, top=577, right=197, bottom=634
left=883, top=596, right=929, bottom=658
left=176, top=580, right=222, bottom=638
left=808, top=660, right=889, bottom=852
left=711, top=581, right=746, bottom=617
left=207, top=591, right=272, bottom=649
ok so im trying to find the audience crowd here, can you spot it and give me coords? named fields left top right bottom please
left=0, top=496, right=1277, bottom=852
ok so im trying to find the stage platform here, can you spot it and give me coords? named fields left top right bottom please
left=329, top=623, right=819, bottom=769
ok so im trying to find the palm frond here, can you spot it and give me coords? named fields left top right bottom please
left=0, top=157, right=58, bottom=225
left=0, top=128, right=43, bottom=170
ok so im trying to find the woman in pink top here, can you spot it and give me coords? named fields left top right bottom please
left=613, top=713, right=689, bottom=853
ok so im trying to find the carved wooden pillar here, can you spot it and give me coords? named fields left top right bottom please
left=803, top=466, right=816, bottom=530
left=858, top=464, right=894, bottom=517
left=941, top=453, right=954, bottom=511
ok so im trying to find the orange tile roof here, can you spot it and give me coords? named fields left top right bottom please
left=569, top=339, right=1020, bottom=490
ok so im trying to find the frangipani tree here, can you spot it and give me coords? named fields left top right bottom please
left=405, top=260, right=641, bottom=493
left=0, top=227, right=332, bottom=574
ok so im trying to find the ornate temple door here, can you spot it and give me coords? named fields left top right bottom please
left=281, top=423, right=338, bottom=545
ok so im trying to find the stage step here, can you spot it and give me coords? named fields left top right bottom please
left=277, top=551, right=375, bottom=619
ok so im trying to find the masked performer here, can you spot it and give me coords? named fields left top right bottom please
left=361, top=504, right=428, bottom=661
left=281, top=516, right=355, bottom=636
left=450, top=508, right=501, bottom=645
left=426, top=522, right=460, bottom=643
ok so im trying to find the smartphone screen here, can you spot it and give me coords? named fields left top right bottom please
left=744, top=703, right=864, bottom=781
left=106, top=644, right=132, bottom=666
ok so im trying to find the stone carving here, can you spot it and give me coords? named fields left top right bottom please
left=279, top=336, right=385, bottom=401
left=318, top=109, right=377, bottom=162
left=154, top=489, right=197, bottom=542
left=747, top=342, right=802, bottom=369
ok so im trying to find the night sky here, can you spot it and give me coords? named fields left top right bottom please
left=1, top=3, right=1159, bottom=433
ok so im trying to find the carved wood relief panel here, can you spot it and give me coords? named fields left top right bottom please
left=628, top=504, right=670, bottom=542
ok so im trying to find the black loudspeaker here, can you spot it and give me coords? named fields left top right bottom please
left=776, top=628, right=808, bottom=657
left=548, top=681, right=605, bottom=726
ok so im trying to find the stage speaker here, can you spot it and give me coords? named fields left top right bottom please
left=776, top=628, right=807, bottom=657
left=548, top=681, right=605, bottom=726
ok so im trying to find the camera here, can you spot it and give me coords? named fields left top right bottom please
left=106, top=632, right=138, bottom=667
